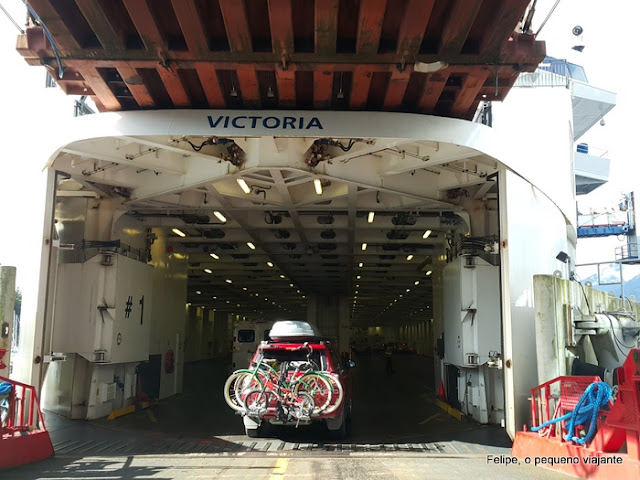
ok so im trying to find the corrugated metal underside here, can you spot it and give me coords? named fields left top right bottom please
left=19, top=0, right=544, bottom=119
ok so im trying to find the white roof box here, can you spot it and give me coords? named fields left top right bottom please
left=268, top=320, right=321, bottom=341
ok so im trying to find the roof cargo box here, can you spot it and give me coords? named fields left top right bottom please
left=268, top=320, right=321, bottom=342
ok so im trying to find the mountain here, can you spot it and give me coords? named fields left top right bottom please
left=582, top=264, right=640, bottom=300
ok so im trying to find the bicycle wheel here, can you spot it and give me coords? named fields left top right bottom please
left=322, top=373, right=344, bottom=415
left=292, top=391, right=315, bottom=419
left=293, top=373, right=332, bottom=414
left=243, top=388, right=270, bottom=416
left=223, top=371, right=264, bottom=411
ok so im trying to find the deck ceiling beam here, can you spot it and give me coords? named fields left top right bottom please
left=76, top=66, right=121, bottom=110
left=451, top=70, right=489, bottom=117
left=356, top=0, right=387, bottom=55
left=314, top=0, right=339, bottom=55
left=75, top=0, right=126, bottom=51
left=396, top=0, right=436, bottom=61
left=439, top=0, right=484, bottom=56
left=268, top=0, right=294, bottom=57
left=122, top=0, right=167, bottom=59
left=115, top=64, right=154, bottom=108
left=418, top=72, right=450, bottom=112
left=480, top=0, right=531, bottom=55
left=25, top=0, right=80, bottom=53
left=349, top=67, right=372, bottom=110
left=219, top=0, right=253, bottom=53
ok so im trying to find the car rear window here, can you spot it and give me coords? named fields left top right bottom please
left=237, top=329, right=255, bottom=343
left=260, top=348, right=327, bottom=370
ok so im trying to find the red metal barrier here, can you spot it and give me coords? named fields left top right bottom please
left=0, top=375, right=54, bottom=469
left=512, top=349, right=640, bottom=479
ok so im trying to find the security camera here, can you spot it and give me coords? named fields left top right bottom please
left=572, top=25, right=583, bottom=36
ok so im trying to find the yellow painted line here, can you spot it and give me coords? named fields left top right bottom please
left=418, top=413, right=440, bottom=425
left=107, top=405, right=135, bottom=420
left=269, top=458, right=289, bottom=480
left=434, top=399, right=463, bottom=421
left=146, top=409, right=157, bottom=423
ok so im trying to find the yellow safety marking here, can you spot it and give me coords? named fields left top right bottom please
left=107, top=405, right=135, bottom=420
left=418, top=413, right=440, bottom=425
left=434, top=399, right=463, bottom=421
left=269, top=458, right=289, bottom=480
left=107, top=401, right=152, bottom=420
left=146, top=409, right=157, bottom=423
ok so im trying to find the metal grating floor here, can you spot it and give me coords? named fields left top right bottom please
left=52, top=437, right=485, bottom=457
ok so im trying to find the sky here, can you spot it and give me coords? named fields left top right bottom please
left=1, top=0, right=640, bottom=318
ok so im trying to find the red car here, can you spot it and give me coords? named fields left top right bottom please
left=241, top=339, right=353, bottom=438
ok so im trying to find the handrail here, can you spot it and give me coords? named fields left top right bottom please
left=0, top=375, right=47, bottom=434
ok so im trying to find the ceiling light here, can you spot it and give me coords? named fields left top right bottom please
left=359, top=262, right=363, bottom=268
left=357, top=275, right=361, bottom=279
left=414, top=281, right=420, bottom=285
left=267, top=261, right=274, bottom=267
left=212, top=296, right=217, bottom=299
left=280, top=275, right=285, bottom=279
left=426, top=270, right=432, bottom=276
left=361, top=243, right=367, bottom=251
left=406, top=288, right=410, bottom=292
left=242, top=287, right=247, bottom=291
left=196, top=290, right=201, bottom=295
left=210, top=253, right=219, bottom=260
left=172, top=228, right=186, bottom=237
left=423, top=230, right=432, bottom=239
left=368, top=211, right=375, bottom=223
left=314, top=178, right=323, bottom=195
left=213, top=211, right=227, bottom=223
left=406, top=254, right=414, bottom=261
left=204, top=268, right=212, bottom=274
left=290, top=283, right=294, bottom=287
left=237, top=178, right=251, bottom=194
left=247, top=242, right=256, bottom=250
left=225, top=279, right=232, bottom=284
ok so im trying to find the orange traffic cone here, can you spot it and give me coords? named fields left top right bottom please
left=438, top=380, right=446, bottom=401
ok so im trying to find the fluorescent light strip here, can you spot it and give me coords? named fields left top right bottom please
left=247, top=242, right=256, bottom=250
left=406, top=255, right=414, bottom=261
left=367, top=211, right=375, bottom=223
left=237, top=178, right=251, bottom=194
left=423, top=230, right=432, bottom=239
left=171, top=228, right=186, bottom=237
left=204, top=268, right=212, bottom=274
left=210, top=253, right=219, bottom=260
left=361, top=242, right=367, bottom=251
left=314, top=178, right=323, bottom=195
left=213, top=211, right=227, bottom=223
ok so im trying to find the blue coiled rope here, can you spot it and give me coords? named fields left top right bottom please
left=531, top=381, right=613, bottom=445
left=0, top=381, right=11, bottom=396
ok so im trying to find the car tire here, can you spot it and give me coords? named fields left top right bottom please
left=328, top=400, right=351, bottom=440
